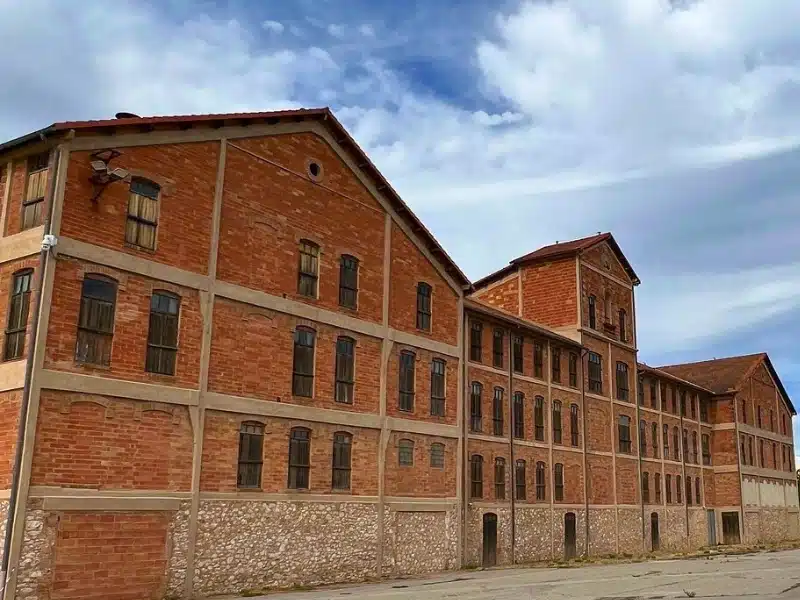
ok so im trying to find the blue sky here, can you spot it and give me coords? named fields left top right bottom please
left=2, top=0, right=799, bottom=451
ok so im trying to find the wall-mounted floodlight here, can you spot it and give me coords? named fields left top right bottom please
left=88, top=149, right=126, bottom=202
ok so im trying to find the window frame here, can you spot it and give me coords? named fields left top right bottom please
left=673, top=427, right=680, bottom=461
left=492, top=387, right=504, bottom=436
left=292, top=326, right=316, bottom=397
left=651, top=422, right=659, bottom=458
left=513, top=335, right=523, bottom=373
left=430, top=442, right=445, bottom=469
left=494, top=457, right=506, bottom=500
left=552, top=400, right=562, bottom=444
left=588, top=295, right=596, bottom=329
left=398, top=350, right=416, bottom=411
left=554, top=463, right=564, bottom=501
left=639, top=419, right=647, bottom=457
left=492, top=328, right=504, bottom=368
left=297, top=239, right=320, bottom=298
left=145, top=290, right=180, bottom=376
left=332, top=431, right=353, bottom=490
left=618, top=415, right=632, bottom=453
left=642, top=471, right=650, bottom=503
left=430, top=358, right=446, bottom=416
left=702, top=434, right=711, bottom=466
left=237, top=421, right=264, bottom=489
left=513, top=392, right=525, bottom=439
left=469, top=321, right=483, bottom=362
left=334, top=336, right=356, bottom=404
left=21, top=152, right=49, bottom=231
left=416, top=282, right=432, bottom=331
left=3, top=269, right=33, bottom=362
left=588, top=352, right=602, bottom=394
left=515, top=459, right=527, bottom=501
left=695, top=477, right=701, bottom=505
left=615, top=361, right=629, bottom=401
left=568, top=352, right=578, bottom=387
left=75, top=274, right=118, bottom=366
left=535, top=461, right=546, bottom=501
left=534, top=395, right=545, bottom=441
left=288, top=427, right=311, bottom=490
left=533, top=342, right=544, bottom=379
left=618, top=308, right=627, bottom=342
left=125, top=177, right=161, bottom=250
left=551, top=347, right=561, bottom=383
left=398, top=438, right=414, bottom=466
left=470, top=454, right=484, bottom=499
left=570, top=404, right=579, bottom=447
left=665, top=474, right=672, bottom=504
left=470, top=381, right=483, bottom=433
left=655, top=472, right=662, bottom=504
left=338, top=254, right=359, bottom=309
left=676, top=474, right=682, bottom=504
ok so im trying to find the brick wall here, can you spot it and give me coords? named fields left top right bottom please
left=714, top=472, right=741, bottom=506
left=472, top=273, right=519, bottom=316
left=587, top=455, right=613, bottom=504
left=4, top=158, right=43, bottom=237
left=61, top=144, right=219, bottom=274
left=615, top=458, right=639, bottom=504
left=553, top=450, right=584, bottom=504
left=585, top=397, right=611, bottom=453
left=580, top=265, right=632, bottom=338
left=581, top=243, right=631, bottom=284
left=0, top=257, right=39, bottom=364
left=519, top=258, right=577, bottom=327
left=467, top=438, right=511, bottom=503
left=0, top=391, right=20, bottom=488
left=49, top=511, right=170, bottom=600
left=31, top=391, right=193, bottom=490
left=385, top=431, right=457, bottom=497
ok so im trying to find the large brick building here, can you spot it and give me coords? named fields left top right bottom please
left=0, top=108, right=795, bottom=599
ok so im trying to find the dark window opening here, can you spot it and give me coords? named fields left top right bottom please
left=552, top=400, right=562, bottom=444
left=399, top=351, right=415, bottom=411
left=3, top=270, right=33, bottom=361
left=335, top=336, right=355, bottom=404
left=430, top=443, right=445, bottom=468
left=535, top=461, right=546, bottom=501
left=470, top=382, right=483, bottom=432
left=75, top=275, right=117, bottom=366
left=298, top=240, right=320, bottom=298
left=237, top=422, right=264, bottom=489
left=554, top=463, right=564, bottom=501
left=492, top=328, right=504, bottom=368
left=616, top=362, right=629, bottom=401
left=292, top=327, right=316, bottom=397
left=588, top=352, right=602, bottom=394
left=534, top=395, right=545, bottom=441
left=398, top=439, right=414, bottom=466
left=339, top=255, right=359, bottom=309
left=146, top=291, right=180, bottom=375
left=332, top=432, right=352, bottom=490
left=552, top=348, right=561, bottom=383
left=568, top=352, right=578, bottom=387
left=588, top=295, right=596, bottom=329
left=288, top=427, right=311, bottom=489
left=493, top=387, right=504, bottom=436
left=513, top=335, right=523, bottom=373
left=515, top=459, right=526, bottom=500
left=534, top=342, right=544, bottom=378
left=416, top=282, right=432, bottom=331
left=618, top=415, right=631, bottom=453
left=570, top=404, right=579, bottom=446
left=430, top=358, right=446, bottom=416
left=513, top=392, right=525, bottom=439
left=470, top=455, right=484, bottom=498
left=470, top=321, right=483, bottom=362
left=495, top=457, right=506, bottom=500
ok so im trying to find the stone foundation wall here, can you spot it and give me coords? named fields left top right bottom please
left=0, top=500, right=7, bottom=566
left=744, top=510, right=760, bottom=544
left=662, top=508, right=688, bottom=552
left=688, top=508, right=708, bottom=549
left=588, top=508, right=616, bottom=555
left=787, top=510, right=800, bottom=540
left=617, top=508, right=643, bottom=555
left=15, top=502, right=54, bottom=600
left=552, top=508, right=586, bottom=560
left=382, top=506, right=458, bottom=577
left=164, top=501, right=191, bottom=598
left=759, top=508, right=790, bottom=543
left=643, top=507, right=663, bottom=552
left=193, top=500, right=380, bottom=596
left=515, top=506, right=551, bottom=562
left=465, top=505, right=512, bottom=567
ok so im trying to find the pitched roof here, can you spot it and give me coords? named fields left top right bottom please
left=472, top=231, right=639, bottom=291
left=658, top=353, right=795, bottom=415
left=637, top=362, right=714, bottom=394
left=0, top=108, right=470, bottom=289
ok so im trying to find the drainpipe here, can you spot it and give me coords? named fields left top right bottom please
left=580, top=348, right=590, bottom=556
left=508, top=328, right=516, bottom=565
left=1, top=145, right=61, bottom=599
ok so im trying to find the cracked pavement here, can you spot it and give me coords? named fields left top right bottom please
left=242, top=549, right=800, bottom=600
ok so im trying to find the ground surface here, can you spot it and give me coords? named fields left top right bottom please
left=241, top=549, right=800, bottom=600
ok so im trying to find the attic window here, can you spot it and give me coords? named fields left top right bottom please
left=307, top=160, right=323, bottom=181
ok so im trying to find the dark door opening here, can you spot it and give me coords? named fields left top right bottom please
left=650, top=512, right=660, bottom=552
left=722, top=512, right=741, bottom=545
left=707, top=509, right=717, bottom=545
left=564, top=512, right=577, bottom=559
left=482, top=512, right=497, bottom=567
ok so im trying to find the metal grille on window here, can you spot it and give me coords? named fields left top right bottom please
left=469, top=321, right=482, bottom=362
left=146, top=291, right=179, bottom=375
left=288, top=427, right=311, bottom=489
left=75, top=275, right=117, bottom=366
left=639, top=420, right=647, bottom=456
left=470, top=382, right=482, bottom=432
left=430, top=443, right=445, bottom=468
left=552, top=400, right=562, bottom=444
left=515, top=459, right=526, bottom=500
left=570, top=404, right=579, bottom=446
left=552, top=348, right=561, bottom=383
left=416, top=282, right=431, bottom=331
left=126, top=178, right=159, bottom=249
left=554, top=463, right=564, bottom=501
left=513, top=392, right=524, bottom=439
left=534, top=396, right=545, bottom=441
left=297, top=240, right=319, bottom=297
left=292, top=327, right=315, bottom=397
left=430, top=358, right=446, bottom=416
left=616, top=362, right=629, bottom=400
left=535, top=461, right=546, bottom=501
left=588, top=352, right=602, bottom=393
left=338, top=255, right=359, bottom=308
left=332, top=432, right=352, bottom=490
left=568, top=352, right=578, bottom=387
left=533, top=342, right=543, bottom=378
left=398, top=439, right=414, bottom=466
left=4, top=270, right=32, bottom=361
left=642, top=472, right=649, bottom=503
left=493, top=387, right=504, bottom=436
left=22, top=152, right=49, bottom=231
left=493, top=329, right=504, bottom=368
left=237, top=422, right=264, bottom=488
left=335, top=336, right=355, bottom=404
left=494, top=457, right=506, bottom=500
left=470, top=455, right=483, bottom=499
left=513, top=336, right=523, bottom=373
left=618, top=415, right=631, bottom=453
left=399, top=351, right=415, bottom=411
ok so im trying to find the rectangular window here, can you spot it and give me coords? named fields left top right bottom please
left=332, top=432, right=352, bottom=490
left=335, top=337, right=355, bottom=404
left=663, top=424, right=669, bottom=458
left=237, top=422, right=264, bottom=489
left=552, top=348, right=561, bottom=383
left=770, top=410, right=774, bottom=432
left=569, top=352, right=578, bottom=387
left=588, top=295, right=596, bottom=329
left=398, top=439, right=414, bottom=466
left=534, top=396, right=545, bottom=441
left=75, top=275, right=117, bottom=366
left=618, top=415, right=631, bottom=453
left=650, top=379, right=657, bottom=408
left=339, top=255, right=359, bottom=309
left=430, top=443, right=445, bottom=468
left=288, top=428, right=311, bottom=489
left=758, top=407, right=762, bottom=429
left=616, top=362, right=629, bottom=401
left=493, top=387, right=504, bottom=436
left=695, top=478, right=701, bottom=505
left=399, top=351, right=415, bottom=411
left=3, top=270, right=33, bottom=361
left=533, top=342, right=544, bottom=378
left=638, top=376, right=644, bottom=405
left=416, top=283, right=432, bottom=331
left=145, top=292, right=180, bottom=375
left=22, top=152, right=48, bottom=231
left=639, top=420, right=647, bottom=457
left=570, top=404, right=579, bottom=447
left=655, top=473, right=662, bottom=504
left=690, top=394, right=697, bottom=420
left=292, top=328, right=315, bottom=397
left=686, top=477, right=692, bottom=506
left=513, top=335, right=523, bottom=373
left=652, top=422, right=659, bottom=458
left=660, top=382, right=667, bottom=411
left=680, top=389, right=686, bottom=417
left=554, top=463, right=564, bottom=501
left=588, top=352, right=602, bottom=394
left=665, top=474, right=672, bottom=504
left=492, top=328, right=504, bottom=368
left=494, top=458, right=506, bottom=500
left=702, top=434, right=711, bottom=466
left=618, top=309, right=627, bottom=342
left=515, top=460, right=526, bottom=500
left=513, top=392, right=524, bottom=439
left=552, top=401, right=562, bottom=444
left=470, top=382, right=483, bottom=432
left=470, top=321, right=483, bottom=362
left=298, top=240, right=319, bottom=297
left=470, top=455, right=483, bottom=499
left=700, top=398, right=708, bottom=422
left=642, top=472, right=650, bottom=503
left=430, top=358, right=446, bottom=416
left=126, top=178, right=160, bottom=249
left=676, top=475, right=682, bottom=504
left=535, top=462, right=546, bottom=501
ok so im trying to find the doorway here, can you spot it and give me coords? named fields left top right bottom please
left=650, top=512, right=660, bottom=551
left=482, top=513, right=497, bottom=567
left=564, top=512, right=577, bottom=559
left=722, top=512, right=741, bottom=545
left=707, top=509, right=717, bottom=545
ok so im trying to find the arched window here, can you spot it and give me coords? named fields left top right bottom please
left=332, top=432, right=352, bottom=490
left=75, top=274, right=118, bottom=366
left=618, top=415, right=632, bottom=453
left=416, top=282, right=432, bottom=331
left=470, top=382, right=483, bottom=432
left=534, top=396, right=545, bottom=441
left=430, top=442, right=445, bottom=468
left=470, top=455, right=483, bottom=499
left=570, top=404, right=579, bottom=447
left=552, top=400, right=562, bottom=444
left=554, top=463, right=564, bottom=501
left=237, top=421, right=264, bottom=489
left=399, top=351, right=415, bottom=411
left=494, top=457, right=506, bottom=500
left=126, top=178, right=160, bottom=249
left=639, top=420, right=647, bottom=456
left=535, top=461, right=546, bottom=501
left=493, top=388, right=504, bottom=436
left=288, top=427, right=311, bottom=489
left=146, top=291, right=180, bottom=375
left=3, top=269, right=33, bottom=361
left=588, top=295, right=596, bottom=329
left=335, top=336, right=355, bottom=404
left=338, top=255, right=359, bottom=309
left=513, top=392, right=525, bottom=439
left=672, top=427, right=680, bottom=461
left=298, top=239, right=320, bottom=297
left=642, top=472, right=650, bottom=503
left=515, top=459, right=527, bottom=500
left=292, top=327, right=316, bottom=397
left=652, top=422, right=659, bottom=458
left=398, top=439, right=414, bottom=466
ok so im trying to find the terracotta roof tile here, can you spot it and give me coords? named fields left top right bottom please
left=657, top=353, right=764, bottom=395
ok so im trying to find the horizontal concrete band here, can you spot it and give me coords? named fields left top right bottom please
left=736, top=422, right=794, bottom=444
left=0, top=359, right=26, bottom=393
left=0, top=225, right=43, bottom=264
left=42, top=497, right=182, bottom=511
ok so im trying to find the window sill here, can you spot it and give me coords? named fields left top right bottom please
left=74, top=361, right=112, bottom=371
left=124, top=242, right=158, bottom=254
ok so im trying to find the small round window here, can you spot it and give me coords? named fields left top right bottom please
left=306, top=160, right=323, bottom=181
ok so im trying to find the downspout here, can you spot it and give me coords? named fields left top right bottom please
left=636, top=372, right=645, bottom=551
left=508, top=328, right=516, bottom=565
left=680, top=408, right=689, bottom=539
left=580, top=348, right=590, bottom=556
left=1, top=145, right=61, bottom=598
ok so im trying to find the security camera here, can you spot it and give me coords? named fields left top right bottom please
left=108, top=168, right=129, bottom=182
left=90, top=160, right=107, bottom=173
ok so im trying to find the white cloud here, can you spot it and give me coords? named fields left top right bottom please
left=262, top=20, right=284, bottom=34
left=327, top=24, right=346, bottom=38
left=359, top=24, right=375, bottom=37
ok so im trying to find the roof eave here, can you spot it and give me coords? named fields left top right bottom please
left=0, top=125, right=57, bottom=156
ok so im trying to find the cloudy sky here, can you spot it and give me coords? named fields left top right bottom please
left=2, top=0, right=799, bottom=446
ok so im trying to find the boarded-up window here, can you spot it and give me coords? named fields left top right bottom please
left=552, top=400, right=562, bottom=444
left=470, top=382, right=482, bottom=432
left=535, top=461, right=546, bottom=501
left=554, top=463, right=564, bottom=501
left=297, top=240, right=319, bottom=297
left=3, top=270, right=33, bottom=361
left=334, top=336, right=355, bottom=404
left=430, top=358, right=446, bottom=416
left=588, top=352, right=602, bottom=393
left=75, top=275, right=117, bottom=366
left=332, top=432, right=352, bottom=490
left=494, top=457, right=506, bottom=500
left=126, top=178, right=160, bottom=249
left=399, top=351, right=415, bottom=411
left=515, top=459, right=526, bottom=500
left=338, top=255, right=359, bottom=309
left=145, top=291, right=179, bottom=375
left=288, top=427, right=311, bottom=489
left=22, top=152, right=49, bottom=231
left=470, top=455, right=483, bottom=499
left=416, top=282, right=432, bottom=331
left=618, top=415, right=632, bottom=453
left=292, top=327, right=315, bottom=397
left=237, top=422, right=264, bottom=488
